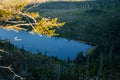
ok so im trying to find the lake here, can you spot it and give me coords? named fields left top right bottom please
left=0, top=29, right=92, bottom=60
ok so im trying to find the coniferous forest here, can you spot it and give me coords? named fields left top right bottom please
left=0, top=0, right=120, bottom=80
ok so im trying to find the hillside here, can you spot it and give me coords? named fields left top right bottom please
left=0, top=0, right=120, bottom=80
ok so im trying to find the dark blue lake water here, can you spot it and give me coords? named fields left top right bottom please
left=0, top=29, right=92, bottom=60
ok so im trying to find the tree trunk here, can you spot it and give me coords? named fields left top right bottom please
left=97, top=53, right=104, bottom=80
left=108, top=44, right=113, bottom=80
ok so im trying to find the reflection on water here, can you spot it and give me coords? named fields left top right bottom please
left=0, top=29, right=92, bottom=60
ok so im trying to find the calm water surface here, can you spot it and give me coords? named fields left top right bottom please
left=0, top=29, right=92, bottom=60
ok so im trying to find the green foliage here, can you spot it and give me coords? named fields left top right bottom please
left=0, top=1, right=120, bottom=80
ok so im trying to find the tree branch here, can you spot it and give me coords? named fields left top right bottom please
left=24, top=0, right=42, bottom=12
left=18, top=12, right=37, bottom=23
left=0, top=65, right=25, bottom=80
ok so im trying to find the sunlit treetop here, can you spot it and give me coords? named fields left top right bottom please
left=0, top=0, right=65, bottom=37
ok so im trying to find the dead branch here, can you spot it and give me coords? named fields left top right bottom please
left=0, top=65, right=25, bottom=80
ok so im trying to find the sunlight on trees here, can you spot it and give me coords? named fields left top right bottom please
left=0, top=0, right=65, bottom=37
left=0, top=0, right=65, bottom=79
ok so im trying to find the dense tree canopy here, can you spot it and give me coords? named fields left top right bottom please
left=0, top=0, right=65, bottom=36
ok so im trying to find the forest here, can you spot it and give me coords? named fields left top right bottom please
left=0, top=0, right=120, bottom=80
